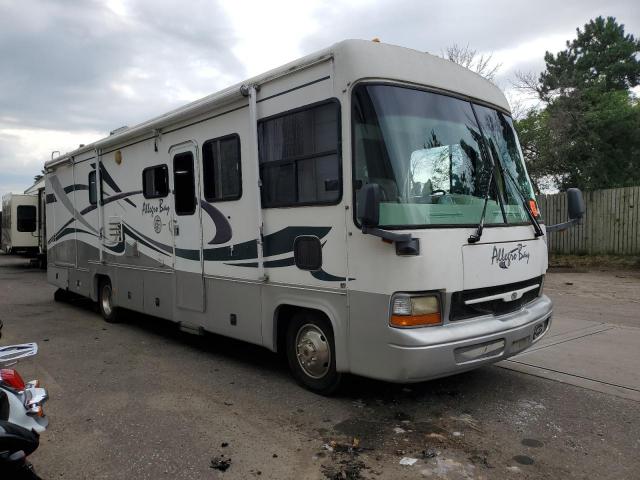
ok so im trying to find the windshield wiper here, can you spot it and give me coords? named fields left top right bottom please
left=499, top=162, right=544, bottom=238
left=468, top=170, right=494, bottom=244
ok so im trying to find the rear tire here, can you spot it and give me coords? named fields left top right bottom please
left=286, top=312, right=342, bottom=395
left=53, top=288, right=69, bottom=302
left=98, top=278, right=121, bottom=323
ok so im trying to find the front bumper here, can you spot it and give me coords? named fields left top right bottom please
left=350, top=294, right=552, bottom=383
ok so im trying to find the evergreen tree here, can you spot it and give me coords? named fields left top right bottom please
left=515, top=16, right=640, bottom=191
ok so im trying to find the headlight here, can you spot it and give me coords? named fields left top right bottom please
left=390, top=294, right=442, bottom=327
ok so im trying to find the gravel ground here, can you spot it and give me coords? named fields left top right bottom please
left=1, top=254, right=638, bottom=479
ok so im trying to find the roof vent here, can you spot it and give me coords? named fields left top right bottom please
left=110, top=126, right=129, bottom=136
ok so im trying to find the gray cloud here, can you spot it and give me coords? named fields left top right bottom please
left=0, top=0, right=639, bottom=199
left=0, top=0, right=244, bottom=132
left=302, top=0, right=639, bottom=76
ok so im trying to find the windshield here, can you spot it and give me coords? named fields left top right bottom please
left=352, top=84, right=536, bottom=228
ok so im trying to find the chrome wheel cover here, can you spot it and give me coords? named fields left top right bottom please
left=295, top=323, right=331, bottom=379
left=101, top=284, right=113, bottom=317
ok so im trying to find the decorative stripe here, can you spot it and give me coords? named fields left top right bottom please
left=175, top=248, right=200, bottom=261
left=311, top=270, right=348, bottom=282
left=102, top=190, right=142, bottom=206
left=49, top=175, right=98, bottom=236
left=227, top=257, right=296, bottom=268
left=51, top=227, right=96, bottom=242
left=98, top=163, right=137, bottom=208
left=122, top=222, right=172, bottom=254
left=63, top=184, right=88, bottom=193
left=200, top=200, right=233, bottom=245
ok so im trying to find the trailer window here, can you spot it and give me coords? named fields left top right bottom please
left=17, top=205, right=36, bottom=232
left=142, top=165, right=169, bottom=199
left=202, top=134, right=241, bottom=202
left=88, top=171, right=97, bottom=206
left=258, top=101, right=341, bottom=207
left=173, top=152, right=196, bottom=215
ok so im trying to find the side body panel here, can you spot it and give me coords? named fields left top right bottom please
left=45, top=57, right=349, bottom=366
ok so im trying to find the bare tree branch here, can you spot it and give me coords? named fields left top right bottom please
left=512, top=70, right=548, bottom=103
left=444, top=44, right=502, bottom=81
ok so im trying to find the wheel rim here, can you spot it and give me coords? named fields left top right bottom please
left=295, top=323, right=331, bottom=379
left=101, top=285, right=113, bottom=317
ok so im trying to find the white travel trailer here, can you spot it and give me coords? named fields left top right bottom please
left=1, top=193, right=39, bottom=255
left=24, top=178, right=48, bottom=267
left=45, top=40, right=583, bottom=393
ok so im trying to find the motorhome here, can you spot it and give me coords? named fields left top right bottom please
left=44, top=40, right=583, bottom=393
left=1, top=193, right=39, bottom=255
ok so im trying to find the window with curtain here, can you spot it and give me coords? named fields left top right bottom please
left=258, top=101, right=341, bottom=207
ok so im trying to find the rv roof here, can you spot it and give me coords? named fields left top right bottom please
left=46, top=39, right=510, bottom=169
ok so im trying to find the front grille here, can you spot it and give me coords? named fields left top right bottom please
left=449, top=276, right=543, bottom=321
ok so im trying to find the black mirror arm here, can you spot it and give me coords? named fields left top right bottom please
left=546, top=218, right=581, bottom=232
left=362, top=226, right=413, bottom=243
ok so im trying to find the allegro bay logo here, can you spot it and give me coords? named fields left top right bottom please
left=491, top=243, right=530, bottom=269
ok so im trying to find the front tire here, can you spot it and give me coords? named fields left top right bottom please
left=286, top=312, right=342, bottom=395
left=98, top=279, right=121, bottom=323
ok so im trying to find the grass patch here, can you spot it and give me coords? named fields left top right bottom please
left=550, top=254, right=640, bottom=270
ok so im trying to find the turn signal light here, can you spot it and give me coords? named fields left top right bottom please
left=390, top=294, right=442, bottom=327
left=0, top=368, right=26, bottom=390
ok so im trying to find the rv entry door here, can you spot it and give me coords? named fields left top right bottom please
left=169, top=141, right=205, bottom=312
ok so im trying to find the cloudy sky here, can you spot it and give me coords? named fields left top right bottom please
left=1, top=0, right=638, bottom=200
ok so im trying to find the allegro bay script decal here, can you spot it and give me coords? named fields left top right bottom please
left=491, top=243, right=530, bottom=269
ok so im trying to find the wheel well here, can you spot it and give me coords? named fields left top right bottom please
left=93, top=274, right=111, bottom=302
left=275, top=305, right=332, bottom=354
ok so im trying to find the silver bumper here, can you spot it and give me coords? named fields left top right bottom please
left=350, top=294, right=552, bottom=383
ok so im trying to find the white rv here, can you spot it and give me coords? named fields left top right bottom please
left=45, top=40, right=583, bottom=393
left=1, top=193, right=39, bottom=255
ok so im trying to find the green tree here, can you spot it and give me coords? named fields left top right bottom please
left=514, top=16, right=640, bottom=191
left=540, top=16, right=640, bottom=98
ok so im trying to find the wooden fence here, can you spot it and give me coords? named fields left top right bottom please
left=537, top=186, right=640, bottom=255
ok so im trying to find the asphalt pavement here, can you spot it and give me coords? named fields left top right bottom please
left=499, top=269, right=640, bottom=402
left=1, top=254, right=638, bottom=479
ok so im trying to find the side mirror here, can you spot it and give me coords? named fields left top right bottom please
left=546, top=187, right=585, bottom=232
left=567, top=188, right=585, bottom=221
left=357, top=183, right=381, bottom=227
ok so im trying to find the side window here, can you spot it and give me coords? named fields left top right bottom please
left=142, top=164, right=169, bottom=199
left=88, top=170, right=97, bottom=206
left=258, top=101, right=341, bottom=207
left=173, top=152, right=196, bottom=215
left=202, top=134, right=241, bottom=202
left=17, top=205, right=37, bottom=232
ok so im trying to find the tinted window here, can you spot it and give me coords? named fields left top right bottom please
left=143, top=164, right=169, bottom=199
left=88, top=171, right=97, bottom=206
left=17, top=205, right=36, bottom=232
left=173, top=152, right=196, bottom=215
left=202, top=135, right=241, bottom=201
left=258, top=101, right=340, bottom=207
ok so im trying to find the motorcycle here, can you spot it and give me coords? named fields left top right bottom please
left=0, top=320, right=49, bottom=479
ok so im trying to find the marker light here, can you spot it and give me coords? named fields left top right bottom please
left=529, top=199, right=540, bottom=218
left=391, top=294, right=441, bottom=327
left=0, top=368, right=26, bottom=390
